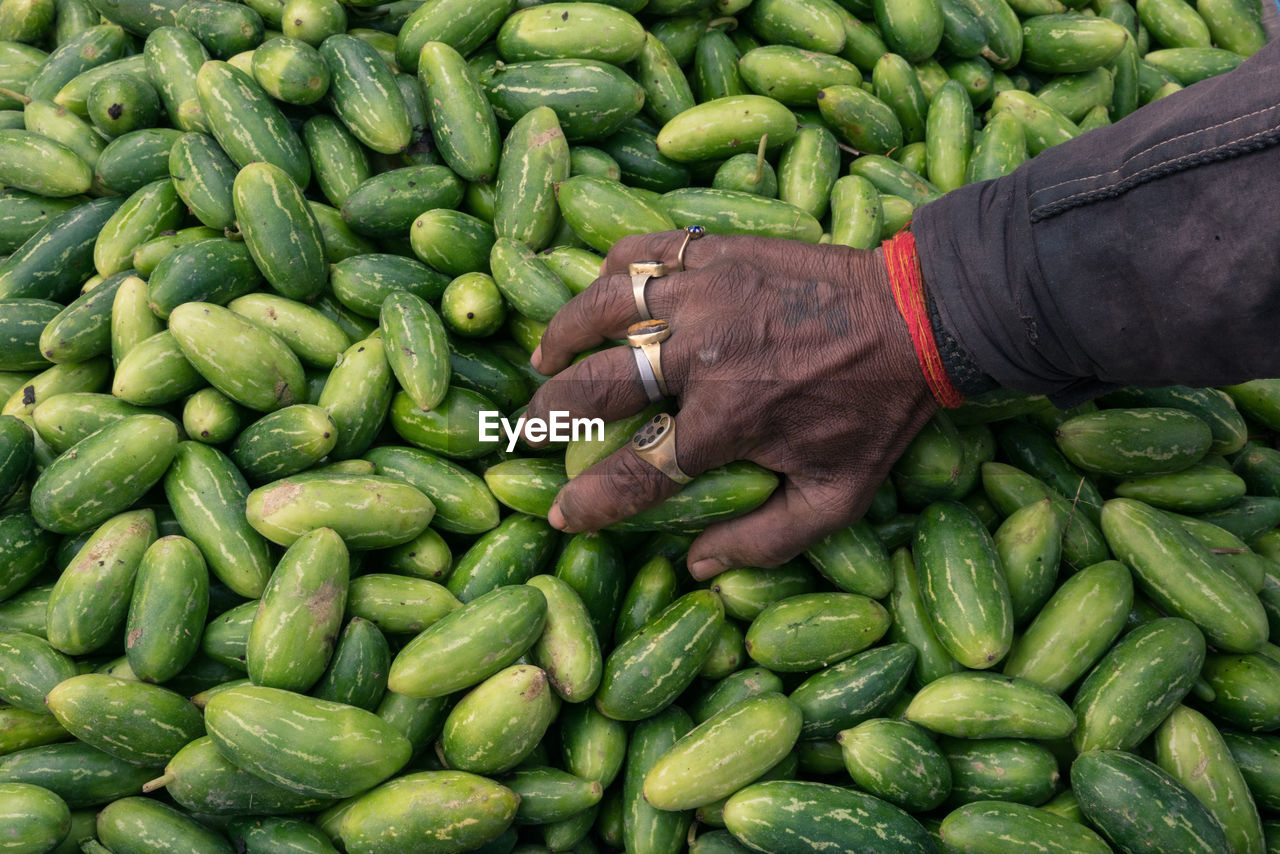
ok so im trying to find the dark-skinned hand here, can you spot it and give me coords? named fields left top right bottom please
left=525, top=230, right=940, bottom=580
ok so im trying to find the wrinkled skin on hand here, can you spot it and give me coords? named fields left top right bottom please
left=526, top=230, right=939, bottom=580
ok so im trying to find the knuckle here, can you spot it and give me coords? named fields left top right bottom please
left=646, top=274, right=682, bottom=319
left=614, top=449, right=679, bottom=508
left=813, top=500, right=858, bottom=532
left=673, top=436, right=708, bottom=476
left=565, top=448, right=674, bottom=527
left=745, top=541, right=795, bottom=569
left=554, top=487, right=594, bottom=531
left=526, top=378, right=564, bottom=421
left=538, top=307, right=590, bottom=366
left=697, top=316, right=756, bottom=367
left=607, top=234, right=644, bottom=263
left=657, top=339, right=688, bottom=398
left=609, top=232, right=677, bottom=267
left=582, top=278, right=615, bottom=317
left=667, top=412, right=721, bottom=475
left=796, top=484, right=864, bottom=534
left=716, top=260, right=757, bottom=285
left=589, top=356, right=636, bottom=411
left=537, top=318, right=568, bottom=358
left=524, top=390, right=547, bottom=422
left=674, top=322, right=726, bottom=374
left=604, top=373, right=641, bottom=413
left=572, top=351, right=609, bottom=389
left=571, top=351, right=635, bottom=411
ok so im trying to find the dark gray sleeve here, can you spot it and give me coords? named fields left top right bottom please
left=914, top=35, right=1280, bottom=406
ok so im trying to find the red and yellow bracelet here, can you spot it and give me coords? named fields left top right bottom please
left=883, top=229, right=964, bottom=409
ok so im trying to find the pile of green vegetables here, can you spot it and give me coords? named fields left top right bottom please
left=0, top=0, right=1275, bottom=850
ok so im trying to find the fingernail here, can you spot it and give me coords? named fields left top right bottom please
left=548, top=502, right=567, bottom=531
left=689, top=558, right=726, bottom=581
left=530, top=344, right=542, bottom=371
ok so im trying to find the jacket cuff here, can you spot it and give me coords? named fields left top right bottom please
left=926, top=288, right=999, bottom=400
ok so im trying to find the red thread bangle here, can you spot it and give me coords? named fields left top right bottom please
left=882, top=230, right=964, bottom=409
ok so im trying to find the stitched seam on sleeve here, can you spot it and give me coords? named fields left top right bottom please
left=1030, top=123, right=1280, bottom=222
left=1031, top=102, right=1280, bottom=199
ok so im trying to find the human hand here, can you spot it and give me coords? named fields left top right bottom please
left=525, top=230, right=940, bottom=580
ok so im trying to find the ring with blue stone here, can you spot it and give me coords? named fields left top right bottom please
left=675, top=224, right=706, bottom=271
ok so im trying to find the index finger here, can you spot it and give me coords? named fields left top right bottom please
left=603, top=231, right=845, bottom=277
left=604, top=229, right=734, bottom=276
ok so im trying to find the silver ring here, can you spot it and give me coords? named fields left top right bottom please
left=632, top=345, right=663, bottom=403
left=627, top=319, right=671, bottom=401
